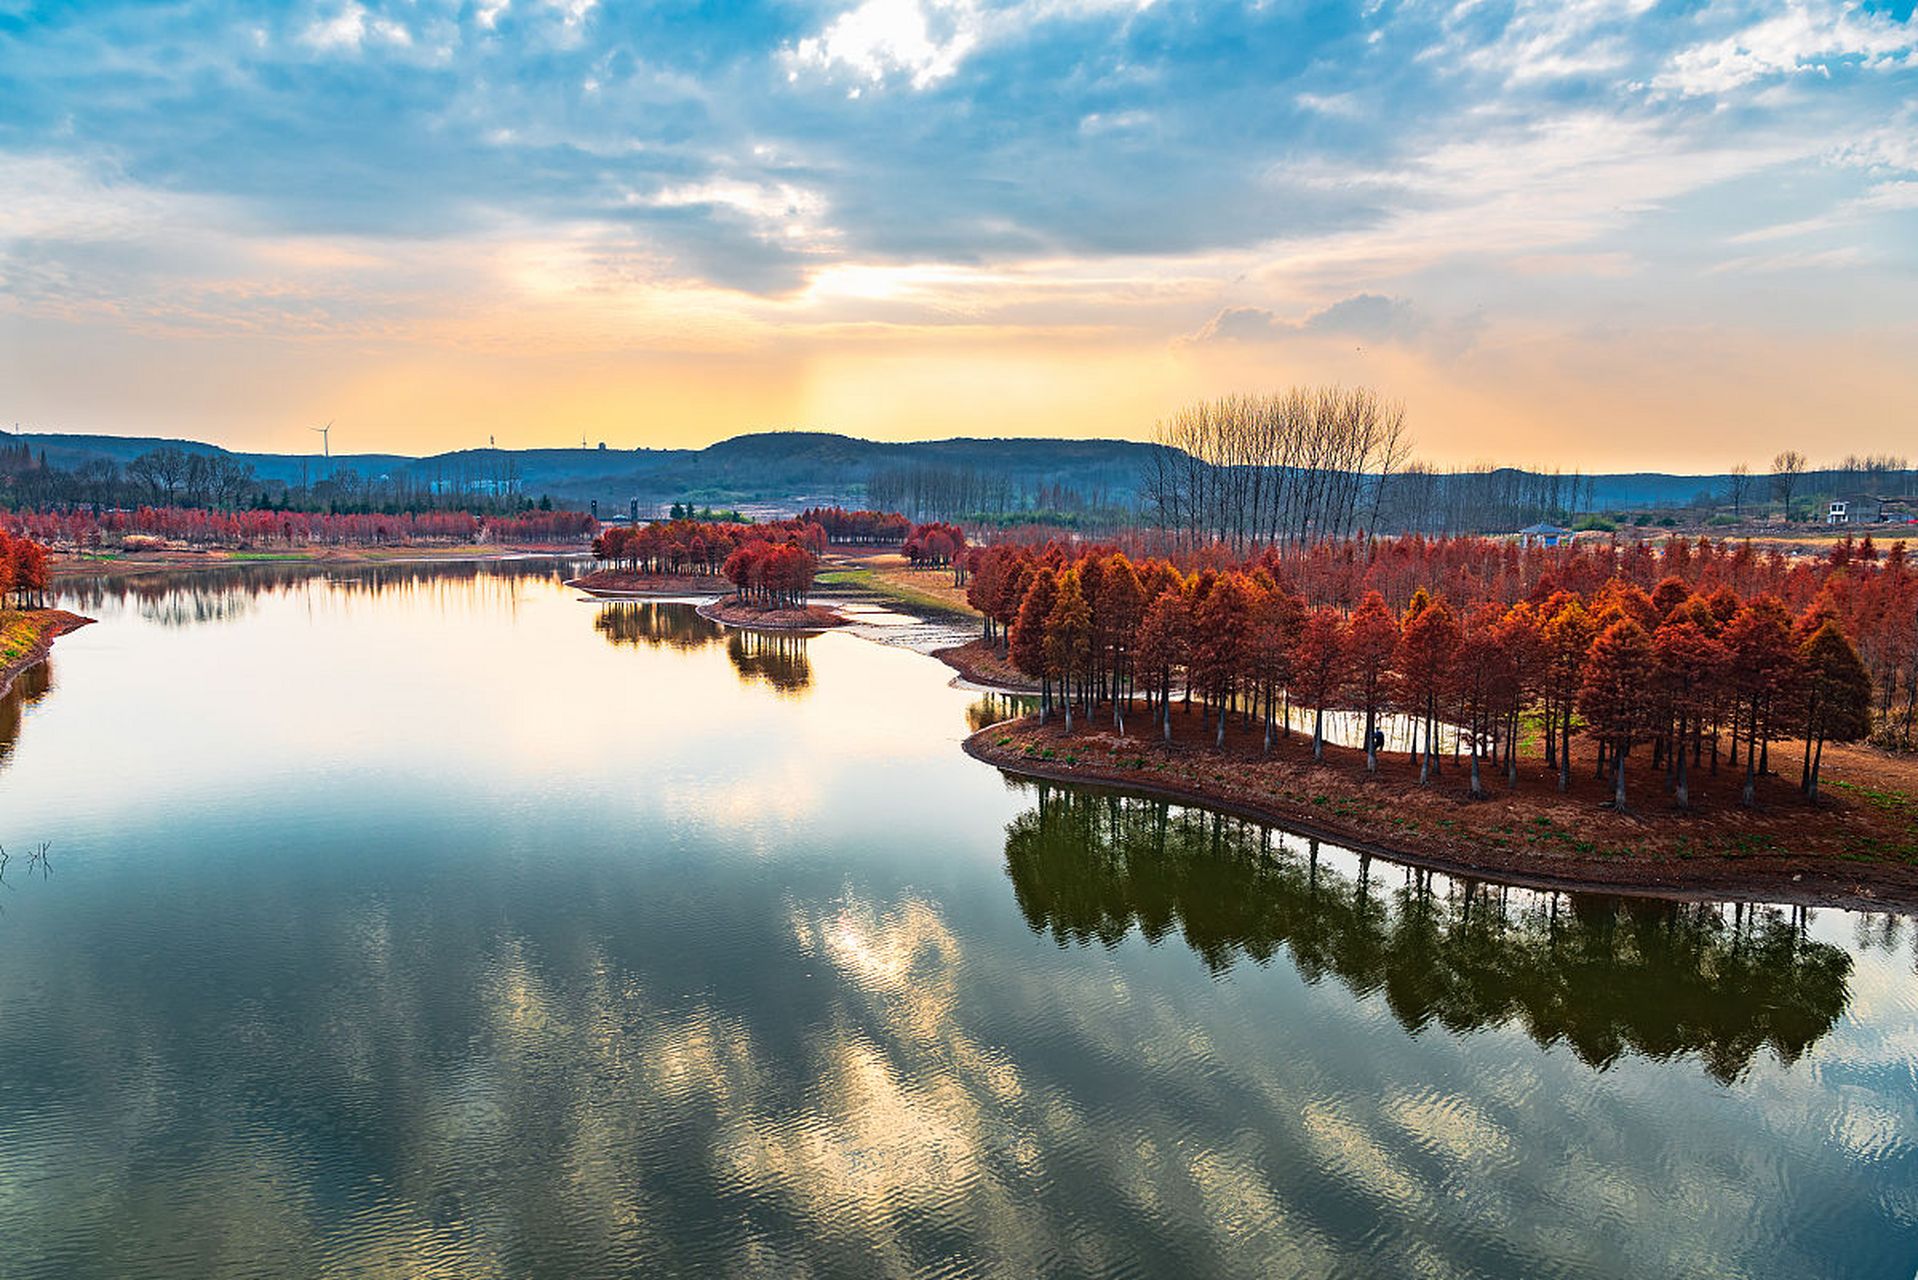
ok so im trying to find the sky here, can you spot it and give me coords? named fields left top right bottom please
left=0, top=0, right=1914, bottom=470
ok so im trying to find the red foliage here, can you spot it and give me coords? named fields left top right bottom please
left=592, top=517, right=826, bottom=577
left=0, top=528, right=51, bottom=607
left=798, top=507, right=911, bottom=545
left=966, top=526, right=1916, bottom=798
left=903, top=521, right=968, bottom=567
left=1, top=506, right=595, bottom=550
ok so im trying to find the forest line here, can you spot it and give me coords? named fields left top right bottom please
left=961, top=532, right=1914, bottom=809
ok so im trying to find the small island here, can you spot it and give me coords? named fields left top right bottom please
left=576, top=512, right=906, bottom=629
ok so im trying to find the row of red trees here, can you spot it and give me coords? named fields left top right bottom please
left=721, top=541, right=819, bottom=609
left=903, top=521, right=968, bottom=570
left=0, top=529, right=51, bottom=609
left=965, top=535, right=1908, bottom=808
left=591, top=518, right=828, bottom=577
left=797, top=507, right=911, bottom=544
left=2, top=506, right=596, bottom=549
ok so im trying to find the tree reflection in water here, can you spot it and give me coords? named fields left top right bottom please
left=1001, top=781, right=1853, bottom=1084
left=726, top=631, right=812, bottom=696
left=594, top=601, right=725, bottom=652
left=60, top=558, right=584, bottom=629
left=594, top=601, right=814, bottom=695
left=0, top=660, right=52, bottom=775
left=967, top=691, right=1038, bottom=732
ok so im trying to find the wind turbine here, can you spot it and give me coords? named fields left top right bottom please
left=311, top=420, right=333, bottom=459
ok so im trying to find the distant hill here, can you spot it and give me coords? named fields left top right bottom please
left=3, top=426, right=1900, bottom=517
left=0, top=427, right=1166, bottom=512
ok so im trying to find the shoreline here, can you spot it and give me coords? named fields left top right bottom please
left=0, top=610, right=94, bottom=701
left=567, top=569, right=726, bottom=598
left=930, top=639, right=1042, bottom=696
left=56, top=545, right=590, bottom=581
left=695, top=598, right=849, bottom=630
left=964, top=717, right=1918, bottom=913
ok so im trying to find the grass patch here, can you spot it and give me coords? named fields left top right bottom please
left=820, top=565, right=973, bottom=617
left=0, top=612, right=56, bottom=664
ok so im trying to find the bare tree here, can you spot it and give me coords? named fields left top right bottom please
left=1727, top=463, right=1751, bottom=521
left=1148, top=386, right=1410, bottom=553
left=1771, top=450, right=1807, bottom=522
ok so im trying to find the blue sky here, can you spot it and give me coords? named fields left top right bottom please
left=1, top=0, right=1913, bottom=465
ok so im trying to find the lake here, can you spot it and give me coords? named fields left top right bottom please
left=1, top=561, right=1914, bottom=1278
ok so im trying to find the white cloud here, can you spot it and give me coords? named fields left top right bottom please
left=1731, top=180, right=1918, bottom=243
left=785, top=0, right=980, bottom=90
left=1078, top=109, right=1153, bottom=134
left=1654, top=0, right=1917, bottom=97
left=1449, top=0, right=1659, bottom=86
left=783, top=0, right=1152, bottom=91
left=638, top=179, right=839, bottom=250
left=301, top=3, right=413, bottom=54
left=1707, top=245, right=1870, bottom=274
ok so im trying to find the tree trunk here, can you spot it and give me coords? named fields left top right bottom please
left=1559, top=706, right=1572, bottom=793
left=1613, top=741, right=1628, bottom=811
left=1313, top=707, right=1325, bottom=762
left=1675, top=723, right=1690, bottom=811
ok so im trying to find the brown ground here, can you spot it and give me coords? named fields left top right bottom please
left=697, top=599, right=848, bottom=630
left=966, top=702, right=1918, bottom=910
left=567, top=569, right=727, bottom=596
left=932, top=639, right=1041, bottom=692
left=828, top=550, right=977, bottom=614
left=0, top=609, right=94, bottom=699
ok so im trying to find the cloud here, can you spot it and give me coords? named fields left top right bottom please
left=1302, top=292, right=1424, bottom=341
left=301, top=2, right=413, bottom=54
left=784, top=0, right=981, bottom=90
left=0, top=0, right=1911, bottom=452
left=1187, top=294, right=1425, bottom=346
left=781, top=0, right=1153, bottom=91
left=1654, top=0, right=1917, bottom=98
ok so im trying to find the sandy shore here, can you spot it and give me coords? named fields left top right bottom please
left=965, top=712, right=1918, bottom=913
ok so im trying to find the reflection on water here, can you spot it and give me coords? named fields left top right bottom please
left=1003, top=783, right=1851, bottom=1084
left=594, top=599, right=725, bottom=651
left=967, top=690, right=1037, bottom=732
left=59, top=556, right=585, bottom=628
left=726, top=630, right=812, bottom=696
left=594, top=600, right=814, bottom=695
left=0, top=659, right=53, bottom=774
left=0, top=563, right=1912, bottom=1278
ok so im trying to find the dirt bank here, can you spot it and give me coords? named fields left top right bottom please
left=696, top=599, right=849, bottom=630
left=931, top=639, right=1041, bottom=693
left=0, top=610, right=94, bottom=700
left=965, top=707, right=1918, bottom=912
left=567, top=569, right=729, bottom=597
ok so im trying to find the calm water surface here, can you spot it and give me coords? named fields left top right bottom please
left=1, top=562, right=1914, bottom=1278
